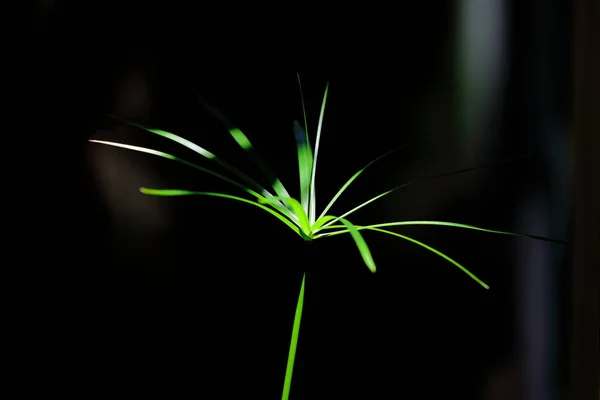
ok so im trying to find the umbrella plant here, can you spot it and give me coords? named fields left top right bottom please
left=90, top=74, right=562, bottom=399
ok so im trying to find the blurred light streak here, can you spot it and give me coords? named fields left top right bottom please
left=517, top=195, right=552, bottom=400
left=517, top=0, right=569, bottom=396
left=455, top=0, right=507, bottom=162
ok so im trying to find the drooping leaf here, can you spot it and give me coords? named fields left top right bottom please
left=316, top=220, right=566, bottom=244
left=364, top=227, right=489, bottom=289
left=139, top=188, right=301, bottom=237
left=339, top=218, right=376, bottom=273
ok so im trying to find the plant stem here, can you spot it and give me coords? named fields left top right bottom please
left=281, top=272, right=306, bottom=400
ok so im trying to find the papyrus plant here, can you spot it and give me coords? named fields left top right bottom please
left=90, top=74, right=561, bottom=399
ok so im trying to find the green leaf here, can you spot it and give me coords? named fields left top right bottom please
left=308, top=82, right=330, bottom=225
left=197, top=100, right=293, bottom=201
left=317, top=220, right=566, bottom=244
left=317, top=145, right=408, bottom=221
left=311, top=215, right=338, bottom=231
left=295, top=74, right=313, bottom=214
left=296, top=73, right=310, bottom=150
left=108, top=116, right=297, bottom=223
left=339, top=218, right=376, bottom=273
left=364, top=227, right=489, bottom=289
left=258, top=196, right=311, bottom=239
left=89, top=140, right=263, bottom=199
left=282, top=273, right=305, bottom=400
left=313, top=189, right=393, bottom=233
left=315, top=156, right=544, bottom=232
left=139, top=188, right=302, bottom=237
left=294, top=120, right=313, bottom=215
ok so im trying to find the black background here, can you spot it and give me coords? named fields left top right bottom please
left=31, top=1, right=571, bottom=398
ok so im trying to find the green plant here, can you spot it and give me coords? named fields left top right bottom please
left=90, top=74, right=561, bottom=399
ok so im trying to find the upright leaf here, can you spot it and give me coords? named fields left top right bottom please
left=294, top=120, right=313, bottom=214
left=281, top=273, right=305, bottom=400
left=308, top=82, right=330, bottom=225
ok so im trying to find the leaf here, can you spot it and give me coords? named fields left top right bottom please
left=296, top=73, right=310, bottom=148
left=89, top=140, right=262, bottom=199
left=308, top=82, right=330, bottom=225
left=317, top=220, right=566, bottom=244
left=317, top=144, right=408, bottom=221
left=281, top=273, right=305, bottom=400
left=198, top=99, right=293, bottom=202
left=258, top=196, right=311, bottom=239
left=294, top=120, right=313, bottom=215
left=311, top=215, right=338, bottom=231
left=139, top=188, right=302, bottom=237
left=314, top=155, right=541, bottom=232
left=339, top=218, right=376, bottom=273
left=295, top=74, right=313, bottom=214
left=107, top=116, right=296, bottom=223
left=364, top=227, right=489, bottom=289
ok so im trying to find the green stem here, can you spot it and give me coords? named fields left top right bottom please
left=282, top=273, right=306, bottom=400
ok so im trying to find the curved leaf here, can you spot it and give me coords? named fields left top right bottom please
left=89, top=140, right=262, bottom=198
left=316, top=220, right=566, bottom=244
left=108, top=116, right=295, bottom=222
left=197, top=101, right=293, bottom=201
left=339, top=218, right=376, bottom=273
left=139, top=188, right=301, bottom=237
left=258, top=196, right=311, bottom=238
left=365, top=227, right=489, bottom=289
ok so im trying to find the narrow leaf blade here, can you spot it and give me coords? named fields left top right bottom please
left=89, top=140, right=267, bottom=200
left=293, top=120, right=313, bottom=213
left=198, top=99, right=293, bottom=201
left=316, top=155, right=541, bottom=232
left=318, top=145, right=408, bottom=221
left=339, top=218, right=376, bottom=273
left=139, top=188, right=301, bottom=237
left=258, top=196, right=311, bottom=238
left=316, top=220, right=565, bottom=244
left=366, top=227, right=489, bottom=289
left=108, top=116, right=294, bottom=220
left=308, top=82, right=330, bottom=225
left=282, top=273, right=305, bottom=400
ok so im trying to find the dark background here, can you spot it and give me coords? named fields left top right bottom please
left=32, top=1, right=575, bottom=398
